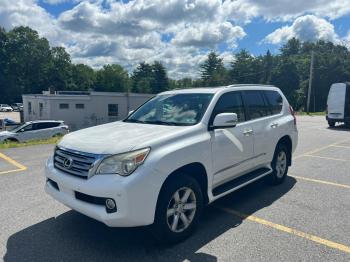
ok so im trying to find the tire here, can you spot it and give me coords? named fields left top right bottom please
left=269, top=143, right=289, bottom=185
left=152, top=175, right=203, bottom=244
left=4, top=138, right=18, bottom=143
left=328, top=121, right=335, bottom=128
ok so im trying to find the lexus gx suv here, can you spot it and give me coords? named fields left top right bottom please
left=45, top=85, right=298, bottom=243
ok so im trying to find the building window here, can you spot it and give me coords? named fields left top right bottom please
left=108, top=104, right=118, bottom=117
left=28, top=102, right=32, bottom=114
left=59, top=103, right=69, bottom=109
left=39, top=103, right=43, bottom=117
left=75, top=104, right=85, bottom=109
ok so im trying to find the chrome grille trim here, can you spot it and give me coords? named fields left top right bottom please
left=53, top=146, right=106, bottom=179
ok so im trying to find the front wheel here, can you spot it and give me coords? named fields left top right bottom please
left=269, top=143, right=289, bottom=185
left=152, top=175, right=203, bottom=244
left=328, top=121, right=335, bottom=127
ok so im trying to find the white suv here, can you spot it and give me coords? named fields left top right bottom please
left=45, top=85, right=298, bottom=243
left=0, top=120, right=69, bottom=142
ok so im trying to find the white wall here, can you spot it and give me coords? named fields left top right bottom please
left=23, top=93, right=153, bottom=130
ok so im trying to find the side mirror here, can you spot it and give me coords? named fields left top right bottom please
left=128, top=110, right=134, bottom=116
left=212, top=113, right=238, bottom=129
left=20, top=129, right=24, bottom=132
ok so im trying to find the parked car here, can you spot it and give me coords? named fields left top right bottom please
left=11, top=103, right=23, bottom=112
left=45, top=85, right=298, bottom=243
left=0, top=104, right=13, bottom=112
left=0, top=118, right=21, bottom=129
left=0, top=120, right=69, bottom=143
left=326, top=83, right=350, bottom=127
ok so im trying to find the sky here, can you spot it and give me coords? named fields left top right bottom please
left=1, top=0, right=350, bottom=79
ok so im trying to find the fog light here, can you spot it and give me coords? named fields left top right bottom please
left=105, top=198, right=116, bottom=213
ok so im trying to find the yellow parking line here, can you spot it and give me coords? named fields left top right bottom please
left=290, top=175, right=350, bottom=189
left=331, top=145, right=350, bottom=149
left=294, top=138, right=350, bottom=159
left=304, top=155, right=349, bottom=162
left=0, top=152, right=27, bottom=175
left=218, top=207, right=350, bottom=254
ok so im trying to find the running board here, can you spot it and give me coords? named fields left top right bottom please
left=212, top=167, right=272, bottom=196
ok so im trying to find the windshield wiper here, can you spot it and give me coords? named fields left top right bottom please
left=124, top=119, right=147, bottom=124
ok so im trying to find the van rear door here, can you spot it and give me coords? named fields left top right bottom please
left=327, top=83, right=346, bottom=120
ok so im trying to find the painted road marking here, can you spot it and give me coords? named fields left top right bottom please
left=290, top=175, right=350, bottom=189
left=0, top=152, right=27, bottom=175
left=303, top=154, right=349, bottom=162
left=294, top=138, right=350, bottom=160
left=218, top=207, right=350, bottom=254
left=331, top=145, right=350, bottom=149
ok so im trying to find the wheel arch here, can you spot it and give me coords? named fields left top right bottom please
left=276, top=135, right=292, bottom=166
left=157, top=162, right=209, bottom=207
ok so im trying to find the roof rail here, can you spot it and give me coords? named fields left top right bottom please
left=225, top=84, right=276, bottom=88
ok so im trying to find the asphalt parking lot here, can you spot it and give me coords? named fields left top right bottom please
left=0, top=116, right=349, bottom=261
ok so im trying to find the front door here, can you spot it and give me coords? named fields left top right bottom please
left=210, top=91, right=254, bottom=187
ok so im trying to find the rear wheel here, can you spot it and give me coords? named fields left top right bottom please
left=152, top=175, right=203, bottom=244
left=269, top=143, right=289, bottom=185
left=328, top=121, right=335, bottom=127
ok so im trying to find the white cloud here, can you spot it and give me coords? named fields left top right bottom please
left=264, top=15, right=340, bottom=44
left=242, top=0, right=350, bottom=21
left=172, top=22, right=246, bottom=48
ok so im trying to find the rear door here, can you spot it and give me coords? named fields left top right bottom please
left=242, top=90, right=276, bottom=167
left=210, top=91, right=254, bottom=187
left=327, top=83, right=346, bottom=120
left=345, top=84, right=350, bottom=119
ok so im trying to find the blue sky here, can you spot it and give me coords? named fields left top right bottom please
left=1, top=0, right=350, bottom=78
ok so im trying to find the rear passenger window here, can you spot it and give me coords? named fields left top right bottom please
left=243, top=91, right=268, bottom=120
left=36, top=122, right=60, bottom=130
left=211, top=92, right=245, bottom=123
left=264, top=91, right=283, bottom=115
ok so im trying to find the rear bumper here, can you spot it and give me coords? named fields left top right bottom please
left=326, top=116, right=350, bottom=122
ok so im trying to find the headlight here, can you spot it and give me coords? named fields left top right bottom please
left=96, top=148, right=150, bottom=176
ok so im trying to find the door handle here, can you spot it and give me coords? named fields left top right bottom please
left=270, top=123, right=278, bottom=128
left=243, top=129, right=253, bottom=136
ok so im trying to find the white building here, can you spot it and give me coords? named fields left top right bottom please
left=22, top=91, right=153, bottom=130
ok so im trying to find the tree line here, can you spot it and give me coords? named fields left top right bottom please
left=1, top=26, right=350, bottom=111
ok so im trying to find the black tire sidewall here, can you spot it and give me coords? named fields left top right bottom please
left=270, top=144, right=289, bottom=185
left=152, top=175, right=203, bottom=244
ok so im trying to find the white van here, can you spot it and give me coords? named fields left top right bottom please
left=326, top=83, right=350, bottom=127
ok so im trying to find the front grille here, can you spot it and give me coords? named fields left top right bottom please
left=54, top=147, right=96, bottom=179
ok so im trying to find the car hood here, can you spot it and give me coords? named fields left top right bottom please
left=58, top=121, right=190, bottom=155
left=0, top=131, right=13, bottom=137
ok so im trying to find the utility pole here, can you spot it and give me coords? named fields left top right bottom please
left=307, top=50, right=314, bottom=113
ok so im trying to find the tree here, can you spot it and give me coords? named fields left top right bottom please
left=95, top=64, right=130, bottom=92
left=131, top=62, right=153, bottom=93
left=280, top=38, right=301, bottom=56
left=151, top=61, right=169, bottom=93
left=200, top=51, right=227, bottom=86
left=48, top=47, right=72, bottom=90
left=230, top=49, right=262, bottom=84
left=3, top=26, right=52, bottom=102
left=271, top=58, right=300, bottom=107
left=71, top=64, right=95, bottom=91
left=131, top=61, right=169, bottom=93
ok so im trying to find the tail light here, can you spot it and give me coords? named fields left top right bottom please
left=289, top=105, right=296, bottom=126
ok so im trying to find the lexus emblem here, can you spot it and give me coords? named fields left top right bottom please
left=63, top=157, right=73, bottom=169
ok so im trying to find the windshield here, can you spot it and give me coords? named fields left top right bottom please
left=9, top=123, right=27, bottom=132
left=124, top=93, right=213, bottom=126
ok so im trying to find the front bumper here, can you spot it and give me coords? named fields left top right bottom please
left=45, top=156, right=160, bottom=227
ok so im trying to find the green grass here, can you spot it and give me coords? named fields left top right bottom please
left=0, top=136, right=62, bottom=149
left=296, top=111, right=326, bottom=116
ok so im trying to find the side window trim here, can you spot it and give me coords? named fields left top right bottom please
left=208, top=91, right=246, bottom=128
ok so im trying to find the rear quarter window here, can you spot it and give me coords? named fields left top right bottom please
left=264, top=90, right=283, bottom=115
left=242, top=91, right=268, bottom=120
